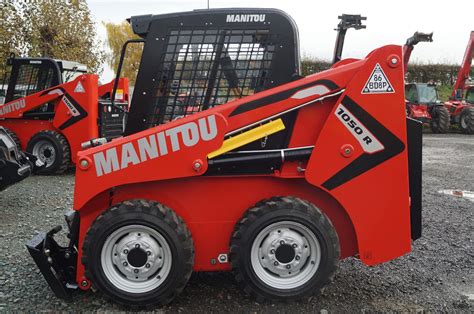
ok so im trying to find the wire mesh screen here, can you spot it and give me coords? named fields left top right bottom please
left=12, top=64, right=55, bottom=101
left=148, top=28, right=277, bottom=126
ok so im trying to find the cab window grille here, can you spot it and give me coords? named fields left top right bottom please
left=149, top=29, right=277, bottom=126
left=12, top=64, right=55, bottom=101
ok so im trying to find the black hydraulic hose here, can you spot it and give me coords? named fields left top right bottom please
left=207, top=147, right=313, bottom=166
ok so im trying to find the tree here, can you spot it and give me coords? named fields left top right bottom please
left=23, top=0, right=105, bottom=73
left=104, top=21, right=143, bottom=85
left=0, top=0, right=105, bottom=76
left=0, top=2, right=25, bottom=79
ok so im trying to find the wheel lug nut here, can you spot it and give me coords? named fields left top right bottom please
left=270, top=249, right=275, bottom=254
left=146, top=263, right=150, bottom=268
left=286, top=264, right=291, bottom=269
left=135, top=244, right=140, bottom=248
left=280, top=240, right=285, bottom=245
left=123, top=262, right=128, bottom=266
left=295, top=256, right=300, bottom=260
left=134, top=269, right=139, bottom=273
left=273, top=261, right=279, bottom=266
left=292, top=243, right=297, bottom=248
left=123, top=249, right=128, bottom=254
left=147, top=251, right=151, bottom=256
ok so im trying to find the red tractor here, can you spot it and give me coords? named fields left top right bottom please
left=402, top=32, right=450, bottom=133
left=27, top=9, right=422, bottom=307
left=444, top=31, right=474, bottom=134
left=0, top=56, right=130, bottom=174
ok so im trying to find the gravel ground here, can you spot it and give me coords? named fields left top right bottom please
left=0, top=133, right=472, bottom=312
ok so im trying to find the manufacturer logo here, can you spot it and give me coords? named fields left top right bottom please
left=0, top=99, right=26, bottom=115
left=226, top=14, right=266, bottom=23
left=335, top=104, right=384, bottom=153
left=362, top=63, right=394, bottom=94
left=93, top=115, right=218, bottom=176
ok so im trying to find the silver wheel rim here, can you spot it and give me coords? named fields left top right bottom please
left=251, top=221, right=321, bottom=290
left=460, top=116, right=467, bottom=129
left=32, top=140, right=56, bottom=165
left=101, top=224, right=172, bottom=294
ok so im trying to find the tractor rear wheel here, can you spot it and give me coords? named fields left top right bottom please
left=4, top=128, right=21, bottom=151
left=459, top=107, right=474, bottom=134
left=230, top=197, right=340, bottom=302
left=26, top=130, right=70, bottom=174
left=82, top=200, right=194, bottom=309
left=430, top=106, right=450, bottom=133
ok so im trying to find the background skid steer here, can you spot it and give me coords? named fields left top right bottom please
left=0, top=56, right=130, bottom=174
left=27, top=9, right=422, bottom=308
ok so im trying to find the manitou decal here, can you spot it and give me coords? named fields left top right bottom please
left=93, top=115, right=218, bottom=176
left=0, top=99, right=26, bottom=115
left=226, top=14, right=266, bottom=23
left=335, top=104, right=384, bottom=153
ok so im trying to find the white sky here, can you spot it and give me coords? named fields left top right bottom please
left=88, top=0, right=474, bottom=82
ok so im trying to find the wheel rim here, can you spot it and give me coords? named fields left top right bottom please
left=460, top=115, right=467, bottom=129
left=32, top=140, right=56, bottom=166
left=250, top=221, right=321, bottom=290
left=101, top=224, right=172, bottom=294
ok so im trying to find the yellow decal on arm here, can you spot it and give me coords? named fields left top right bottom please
left=208, top=119, right=285, bottom=159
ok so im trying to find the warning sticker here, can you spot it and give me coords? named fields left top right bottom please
left=362, top=63, right=394, bottom=94
left=74, top=81, right=85, bottom=93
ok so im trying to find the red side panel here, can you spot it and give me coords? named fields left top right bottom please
left=305, top=45, right=411, bottom=265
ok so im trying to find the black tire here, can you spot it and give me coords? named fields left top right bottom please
left=26, top=130, right=70, bottom=174
left=459, top=107, right=474, bottom=134
left=4, top=128, right=21, bottom=151
left=230, top=197, right=340, bottom=302
left=430, top=105, right=450, bottom=133
left=82, top=200, right=194, bottom=309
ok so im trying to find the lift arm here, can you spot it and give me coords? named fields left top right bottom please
left=451, top=31, right=474, bottom=100
left=332, top=14, right=366, bottom=64
left=402, top=32, right=433, bottom=73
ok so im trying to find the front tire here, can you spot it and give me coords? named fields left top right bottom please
left=430, top=105, right=450, bottom=133
left=459, top=107, right=474, bottom=134
left=82, top=200, right=194, bottom=308
left=230, top=197, right=340, bottom=302
left=4, top=128, right=21, bottom=151
left=26, top=130, right=70, bottom=174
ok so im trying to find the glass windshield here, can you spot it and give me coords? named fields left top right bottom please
left=62, top=69, right=86, bottom=83
left=418, top=85, right=438, bottom=103
left=466, top=88, right=474, bottom=103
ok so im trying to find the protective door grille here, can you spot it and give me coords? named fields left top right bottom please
left=148, top=28, right=277, bottom=126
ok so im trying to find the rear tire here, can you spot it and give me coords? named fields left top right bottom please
left=230, top=197, right=340, bottom=302
left=82, top=200, right=194, bottom=309
left=26, top=130, right=70, bottom=174
left=459, top=107, right=474, bottom=134
left=4, top=128, right=21, bottom=151
left=430, top=106, right=450, bottom=133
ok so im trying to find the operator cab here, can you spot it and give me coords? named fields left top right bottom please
left=465, top=86, right=474, bottom=104
left=405, top=83, right=440, bottom=105
left=123, top=8, right=301, bottom=151
left=1, top=56, right=87, bottom=105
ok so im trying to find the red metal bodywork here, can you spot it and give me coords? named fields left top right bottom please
left=0, top=76, right=129, bottom=164
left=406, top=103, right=431, bottom=121
left=71, top=45, right=413, bottom=287
left=444, top=31, right=473, bottom=119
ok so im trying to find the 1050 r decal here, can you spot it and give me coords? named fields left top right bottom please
left=335, top=104, right=384, bottom=153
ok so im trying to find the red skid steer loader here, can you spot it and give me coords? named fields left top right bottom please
left=26, top=9, right=422, bottom=307
left=0, top=56, right=130, bottom=174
